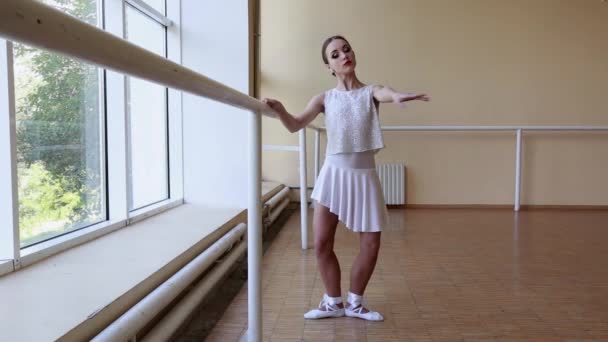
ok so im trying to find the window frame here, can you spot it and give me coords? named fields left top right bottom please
left=0, top=0, right=183, bottom=274
left=0, top=40, right=20, bottom=273
left=124, top=2, right=170, bottom=211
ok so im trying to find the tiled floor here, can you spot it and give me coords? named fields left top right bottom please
left=205, top=209, right=608, bottom=341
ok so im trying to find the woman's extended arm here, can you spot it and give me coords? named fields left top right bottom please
left=262, top=94, right=324, bottom=133
left=372, top=85, right=430, bottom=104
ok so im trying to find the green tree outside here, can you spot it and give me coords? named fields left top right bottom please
left=15, top=0, right=103, bottom=246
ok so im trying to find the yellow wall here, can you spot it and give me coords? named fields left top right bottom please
left=260, top=0, right=608, bottom=206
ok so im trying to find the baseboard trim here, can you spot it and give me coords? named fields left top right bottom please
left=518, top=205, right=608, bottom=211
left=387, top=205, right=406, bottom=209
left=294, top=198, right=608, bottom=211
left=401, top=204, right=608, bottom=210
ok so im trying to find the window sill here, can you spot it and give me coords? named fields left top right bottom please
left=19, top=198, right=184, bottom=269
left=0, top=203, right=246, bottom=341
left=0, top=181, right=285, bottom=341
left=129, top=198, right=183, bottom=225
left=0, top=260, right=12, bottom=277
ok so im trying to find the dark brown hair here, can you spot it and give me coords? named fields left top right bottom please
left=321, top=35, right=350, bottom=65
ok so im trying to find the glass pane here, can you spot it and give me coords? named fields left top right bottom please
left=15, top=0, right=104, bottom=247
left=126, top=5, right=169, bottom=210
left=140, top=0, right=165, bottom=16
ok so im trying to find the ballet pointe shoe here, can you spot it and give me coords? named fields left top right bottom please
left=304, top=293, right=345, bottom=319
left=345, top=291, right=384, bottom=321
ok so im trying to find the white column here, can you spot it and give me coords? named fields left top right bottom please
left=299, top=129, right=308, bottom=250
left=104, top=0, right=129, bottom=224
left=0, top=40, right=19, bottom=269
left=514, top=129, right=523, bottom=211
left=167, top=0, right=184, bottom=201
left=247, top=111, right=262, bottom=342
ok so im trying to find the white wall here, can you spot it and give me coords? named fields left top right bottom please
left=181, top=0, right=251, bottom=208
left=260, top=0, right=608, bottom=206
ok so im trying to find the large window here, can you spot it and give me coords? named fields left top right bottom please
left=14, top=0, right=104, bottom=247
left=125, top=3, right=169, bottom=210
left=0, top=0, right=180, bottom=273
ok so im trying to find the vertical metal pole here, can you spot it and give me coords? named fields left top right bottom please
left=299, top=129, right=308, bottom=250
left=314, top=129, right=320, bottom=183
left=247, top=111, right=262, bottom=342
left=514, top=129, right=522, bottom=211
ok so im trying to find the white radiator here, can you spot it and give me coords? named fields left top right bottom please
left=376, top=163, right=406, bottom=205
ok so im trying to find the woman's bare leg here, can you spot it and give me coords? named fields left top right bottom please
left=349, top=231, right=381, bottom=312
left=313, top=202, right=342, bottom=304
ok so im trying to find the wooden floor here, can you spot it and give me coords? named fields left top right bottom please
left=205, top=209, right=608, bottom=341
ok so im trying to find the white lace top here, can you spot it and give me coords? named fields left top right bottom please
left=323, top=84, right=384, bottom=155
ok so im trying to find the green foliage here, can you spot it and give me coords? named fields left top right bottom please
left=15, top=45, right=99, bottom=189
left=18, top=162, right=82, bottom=243
left=15, top=0, right=103, bottom=245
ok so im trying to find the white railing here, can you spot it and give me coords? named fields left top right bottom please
left=0, top=0, right=270, bottom=340
left=345, top=125, right=608, bottom=212
left=263, top=128, right=318, bottom=250
left=266, top=125, right=608, bottom=249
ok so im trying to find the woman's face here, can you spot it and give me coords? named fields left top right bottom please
left=325, top=39, right=356, bottom=76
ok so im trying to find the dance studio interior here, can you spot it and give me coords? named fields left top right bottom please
left=0, top=0, right=607, bottom=341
